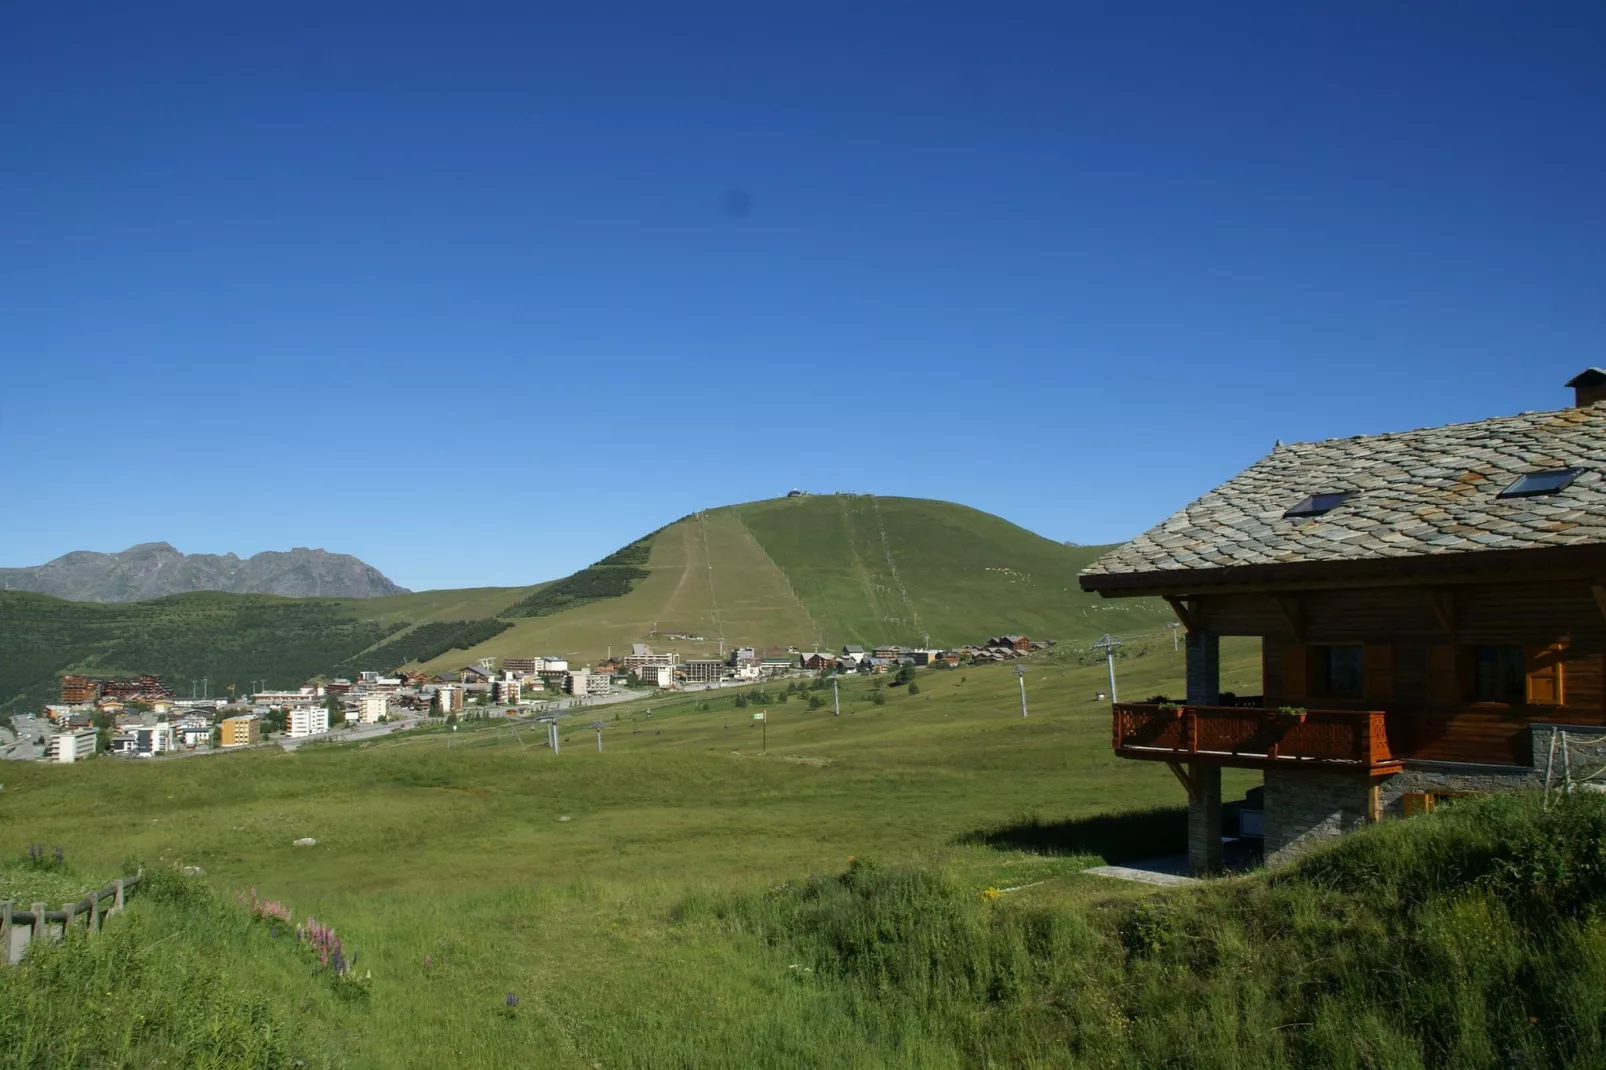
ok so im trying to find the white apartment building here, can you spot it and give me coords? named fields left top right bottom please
left=289, top=707, right=330, bottom=738
left=495, top=676, right=522, bottom=704
left=45, top=727, right=98, bottom=763
left=624, top=644, right=679, bottom=673
left=637, top=665, right=674, bottom=689
left=359, top=693, right=391, bottom=724
left=584, top=673, right=612, bottom=696
left=436, top=684, right=464, bottom=713
left=252, top=688, right=323, bottom=705
left=565, top=671, right=590, bottom=695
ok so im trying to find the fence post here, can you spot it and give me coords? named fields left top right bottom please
left=0, top=901, right=10, bottom=964
left=31, top=903, right=46, bottom=945
left=112, top=879, right=125, bottom=915
left=88, top=892, right=100, bottom=932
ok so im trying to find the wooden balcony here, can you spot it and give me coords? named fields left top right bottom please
left=1112, top=703, right=1403, bottom=774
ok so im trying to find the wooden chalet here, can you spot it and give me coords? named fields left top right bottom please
left=1080, top=370, right=1606, bottom=874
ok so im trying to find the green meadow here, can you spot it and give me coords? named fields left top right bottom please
left=1, top=635, right=1253, bottom=1067
left=8, top=636, right=1604, bottom=1069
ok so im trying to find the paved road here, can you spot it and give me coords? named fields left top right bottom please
left=2, top=715, right=49, bottom=762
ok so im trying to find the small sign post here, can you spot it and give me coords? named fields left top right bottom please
left=753, top=709, right=766, bottom=753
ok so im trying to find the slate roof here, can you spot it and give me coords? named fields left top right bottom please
left=1082, top=404, right=1606, bottom=581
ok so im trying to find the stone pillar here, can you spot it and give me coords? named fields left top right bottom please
left=1185, top=628, right=1223, bottom=874
left=1187, top=763, right=1224, bottom=875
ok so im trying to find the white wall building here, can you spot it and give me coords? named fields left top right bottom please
left=495, top=676, right=522, bottom=704
left=45, top=727, right=98, bottom=763
left=638, top=665, right=674, bottom=689
left=252, top=688, right=323, bottom=705
left=565, top=670, right=590, bottom=695
left=436, top=685, right=464, bottom=713
left=359, top=693, right=390, bottom=724
left=584, top=673, right=613, bottom=696
left=289, top=707, right=330, bottom=738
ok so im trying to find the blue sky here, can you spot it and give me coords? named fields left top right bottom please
left=3, top=5, right=1603, bottom=591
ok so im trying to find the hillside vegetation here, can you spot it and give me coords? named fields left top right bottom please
left=0, top=495, right=1165, bottom=706
left=418, top=495, right=1170, bottom=671
left=5, top=642, right=1603, bottom=1067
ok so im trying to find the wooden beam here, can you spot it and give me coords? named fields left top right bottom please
left=1165, top=760, right=1200, bottom=804
left=1274, top=594, right=1303, bottom=641
left=1163, top=596, right=1198, bottom=635
left=1367, top=782, right=1382, bottom=824
left=1591, top=584, right=1606, bottom=626
left=1426, top=588, right=1457, bottom=637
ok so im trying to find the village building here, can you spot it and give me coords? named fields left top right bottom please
left=636, top=665, right=674, bottom=689
left=46, top=727, right=99, bottom=762
left=359, top=693, right=391, bottom=724
left=1080, top=370, right=1606, bottom=875
left=680, top=659, right=725, bottom=684
left=289, top=707, right=330, bottom=737
left=219, top=716, right=260, bottom=748
left=800, top=652, right=835, bottom=672
left=624, top=644, right=678, bottom=673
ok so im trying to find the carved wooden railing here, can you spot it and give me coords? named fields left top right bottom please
left=1112, top=704, right=1398, bottom=772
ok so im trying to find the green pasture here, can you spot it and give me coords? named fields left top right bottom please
left=0, top=638, right=1258, bottom=1067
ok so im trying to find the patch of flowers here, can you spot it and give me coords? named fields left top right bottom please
left=237, top=886, right=371, bottom=998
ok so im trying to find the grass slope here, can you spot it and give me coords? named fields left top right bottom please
left=732, top=494, right=1170, bottom=648
left=2, top=638, right=1262, bottom=1067
left=431, top=495, right=1170, bottom=670
left=12, top=638, right=1606, bottom=1067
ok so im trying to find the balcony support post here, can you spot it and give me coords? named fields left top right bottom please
left=1185, top=628, right=1223, bottom=874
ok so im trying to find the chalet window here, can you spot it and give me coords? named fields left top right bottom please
left=1472, top=646, right=1525, bottom=703
left=1284, top=492, right=1351, bottom=518
left=1310, top=645, right=1364, bottom=699
left=1496, top=468, right=1582, bottom=499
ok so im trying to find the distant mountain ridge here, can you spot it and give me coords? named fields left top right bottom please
left=0, top=543, right=408, bottom=602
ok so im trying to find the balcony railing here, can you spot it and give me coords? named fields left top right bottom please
left=1112, top=703, right=1401, bottom=773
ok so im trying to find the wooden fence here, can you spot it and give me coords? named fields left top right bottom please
left=2, top=871, right=142, bottom=965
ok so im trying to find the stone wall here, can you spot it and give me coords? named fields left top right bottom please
left=1265, top=723, right=1606, bottom=866
left=1263, top=767, right=1372, bottom=866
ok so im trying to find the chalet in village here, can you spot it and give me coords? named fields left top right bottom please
left=1079, top=369, right=1606, bottom=875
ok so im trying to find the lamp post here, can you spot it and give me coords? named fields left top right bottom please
left=1015, top=665, right=1028, bottom=718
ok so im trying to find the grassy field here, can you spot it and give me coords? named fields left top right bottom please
left=7, top=635, right=1600, bottom=1068
left=1, top=635, right=1260, bottom=1068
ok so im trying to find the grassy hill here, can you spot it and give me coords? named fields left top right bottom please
left=0, top=495, right=1168, bottom=708
left=413, top=495, right=1171, bottom=672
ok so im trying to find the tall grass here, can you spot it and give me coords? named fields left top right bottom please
left=703, top=792, right=1606, bottom=1068
left=0, top=867, right=313, bottom=1070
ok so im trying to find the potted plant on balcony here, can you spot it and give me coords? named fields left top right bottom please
left=1274, top=705, right=1308, bottom=726
left=1148, top=696, right=1184, bottom=717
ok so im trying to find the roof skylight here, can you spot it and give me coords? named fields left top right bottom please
left=1496, top=468, right=1583, bottom=499
left=1284, top=492, right=1350, bottom=518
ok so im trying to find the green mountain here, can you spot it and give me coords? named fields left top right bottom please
left=410, top=494, right=1170, bottom=672
left=0, top=496, right=1168, bottom=711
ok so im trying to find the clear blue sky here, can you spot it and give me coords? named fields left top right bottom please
left=4, top=5, right=1603, bottom=591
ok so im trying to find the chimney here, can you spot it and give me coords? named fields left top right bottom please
left=1565, top=368, right=1606, bottom=408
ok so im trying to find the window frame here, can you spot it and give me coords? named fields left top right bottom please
left=1309, top=644, right=1365, bottom=700
left=1496, top=468, right=1583, bottom=500
left=1284, top=491, right=1351, bottom=519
